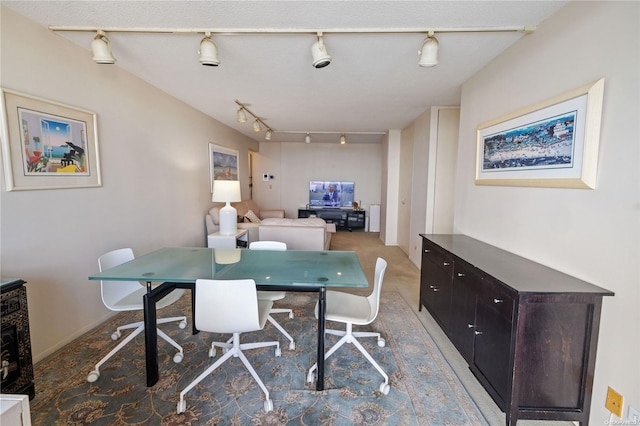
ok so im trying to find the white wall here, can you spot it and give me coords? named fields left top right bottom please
left=0, top=7, right=258, bottom=361
left=252, top=141, right=383, bottom=219
left=455, top=2, right=639, bottom=423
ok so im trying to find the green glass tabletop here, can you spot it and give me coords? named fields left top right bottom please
left=89, top=247, right=369, bottom=288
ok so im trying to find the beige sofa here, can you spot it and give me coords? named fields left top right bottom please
left=205, top=200, right=333, bottom=249
left=258, top=218, right=334, bottom=250
left=206, top=199, right=284, bottom=244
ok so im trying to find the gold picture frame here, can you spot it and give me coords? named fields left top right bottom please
left=1, top=89, right=101, bottom=191
left=475, top=78, right=604, bottom=189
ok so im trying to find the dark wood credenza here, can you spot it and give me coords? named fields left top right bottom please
left=419, top=234, right=613, bottom=426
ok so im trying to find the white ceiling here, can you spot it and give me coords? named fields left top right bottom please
left=3, top=1, right=567, bottom=144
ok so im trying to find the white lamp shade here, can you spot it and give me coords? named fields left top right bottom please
left=212, top=180, right=241, bottom=236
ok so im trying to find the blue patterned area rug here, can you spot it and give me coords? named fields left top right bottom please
left=31, top=291, right=487, bottom=425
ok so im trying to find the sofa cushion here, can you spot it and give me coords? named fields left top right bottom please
left=245, top=210, right=262, bottom=224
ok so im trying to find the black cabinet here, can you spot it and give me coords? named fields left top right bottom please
left=298, top=209, right=365, bottom=231
left=419, top=234, right=613, bottom=426
left=1, top=279, right=35, bottom=399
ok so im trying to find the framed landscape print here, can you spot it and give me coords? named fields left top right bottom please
left=208, top=142, right=239, bottom=192
left=1, top=89, right=101, bottom=191
left=475, top=78, right=604, bottom=189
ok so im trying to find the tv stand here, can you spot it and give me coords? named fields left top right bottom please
left=298, top=208, right=365, bottom=231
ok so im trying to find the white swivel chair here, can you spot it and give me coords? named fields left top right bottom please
left=249, top=241, right=296, bottom=350
left=177, top=279, right=280, bottom=413
left=87, top=248, right=187, bottom=382
left=307, top=257, right=390, bottom=394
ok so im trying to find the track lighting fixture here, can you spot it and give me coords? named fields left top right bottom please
left=340, top=134, right=347, bottom=144
left=311, top=32, right=331, bottom=68
left=237, top=107, right=247, bottom=123
left=55, top=26, right=534, bottom=67
left=199, top=32, right=220, bottom=66
left=418, top=31, right=439, bottom=67
left=235, top=100, right=272, bottom=139
left=91, top=30, right=116, bottom=64
left=305, top=133, right=312, bottom=144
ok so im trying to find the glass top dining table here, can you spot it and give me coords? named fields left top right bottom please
left=89, top=247, right=369, bottom=389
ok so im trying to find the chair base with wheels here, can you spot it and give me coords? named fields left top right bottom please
left=257, top=291, right=296, bottom=350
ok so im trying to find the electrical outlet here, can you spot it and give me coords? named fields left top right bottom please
left=628, top=406, right=640, bottom=424
left=605, top=386, right=624, bottom=418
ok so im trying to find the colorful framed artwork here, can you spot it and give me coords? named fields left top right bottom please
left=208, top=142, right=239, bottom=192
left=475, top=78, right=604, bottom=189
left=1, top=89, right=101, bottom=191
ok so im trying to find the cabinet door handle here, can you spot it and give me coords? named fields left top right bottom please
left=493, top=298, right=503, bottom=304
left=429, top=285, right=436, bottom=289
left=474, top=330, right=483, bottom=335
left=424, top=249, right=431, bottom=253
left=467, top=323, right=475, bottom=329
left=457, top=272, right=465, bottom=277
left=443, top=262, right=451, bottom=266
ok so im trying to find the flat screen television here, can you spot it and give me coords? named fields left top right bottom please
left=309, top=181, right=355, bottom=208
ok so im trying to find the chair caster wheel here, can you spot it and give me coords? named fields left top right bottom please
left=208, top=347, right=216, bottom=358
left=377, top=338, right=386, bottom=348
left=275, top=347, right=282, bottom=357
left=173, top=352, right=184, bottom=363
left=307, top=370, right=316, bottom=383
left=177, top=399, right=186, bottom=414
left=111, top=331, right=121, bottom=341
left=288, top=312, right=294, bottom=319
left=289, top=342, right=296, bottom=350
left=264, top=399, right=273, bottom=412
left=87, top=370, right=100, bottom=382
left=379, top=382, right=390, bottom=395
left=178, top=320, right=187, bottom=329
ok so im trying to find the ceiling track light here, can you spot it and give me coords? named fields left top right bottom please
left=237, top=107, right=247, bottom=123
left=305, top=133, right=311, bottom=144
left=235, top=100, right=271, bottom=138
left=199, top=32, right=220, bottom=66
left=340, top=134, right=347, bottom=144
left=91, top=30, right=116, bottom=64
left=418, top=31, right=439, bottom=67
left=311, top=32, right=331, bottom=68
left=53, top=26, right=535, bottom=67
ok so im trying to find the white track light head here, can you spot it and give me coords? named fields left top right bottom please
left=311, top=32, right=331, bottom=68
left=199, top=33, right=220, bottom=66
left=91, top=30, right=116, bottom=64
left=418, top=32, right=439, bottom=67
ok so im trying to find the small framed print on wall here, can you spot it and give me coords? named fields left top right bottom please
left=1, top=89, right=101, bottom=191
left=475, top=78, right=604, bottom=189
left=208, top=142, right=239, bottom=192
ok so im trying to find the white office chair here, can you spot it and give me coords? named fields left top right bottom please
left=177, top=279, right=280, bottom=413
left=87, top=248, right=187, bottom=382
left=249, top=241, right=296, bottom=351
left=307, top=257, right=390, bottom=394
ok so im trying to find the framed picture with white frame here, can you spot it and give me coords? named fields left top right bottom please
left=475, top=78, right=604, bottom=189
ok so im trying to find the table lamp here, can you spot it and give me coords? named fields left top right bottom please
left=212, top=180, right=241, bottom=235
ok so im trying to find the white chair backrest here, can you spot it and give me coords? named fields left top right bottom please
left=195, top=279, right=261, bottom=334
left=249, top=241, right=287, bottom=251
left=98, top=248, right=143, bottom=310
left=366, top=257, right=387, bottom=322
